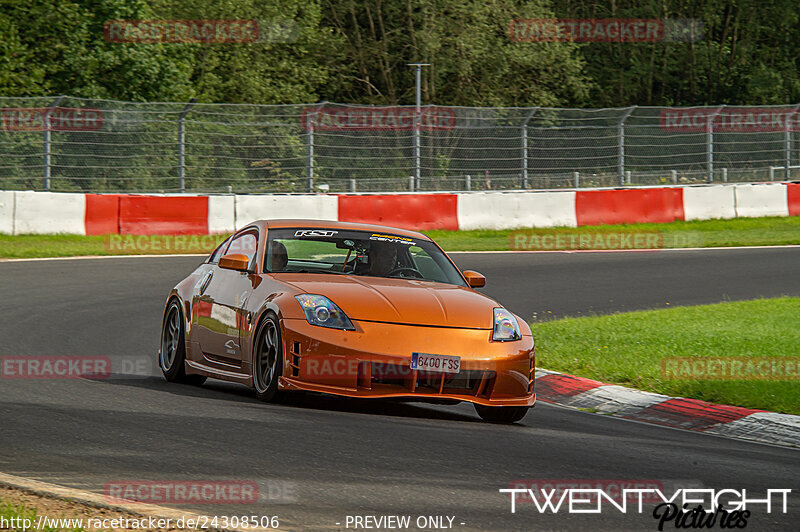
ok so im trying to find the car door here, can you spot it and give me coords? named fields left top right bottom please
left=190, top=237, right=228, bottom=361
left=193, top=229, right=260, bottom=365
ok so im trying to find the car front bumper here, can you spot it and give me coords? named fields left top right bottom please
left=278, top=318, right=536, bottom=407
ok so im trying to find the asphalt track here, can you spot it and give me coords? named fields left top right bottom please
left=1, top=247, right=799, bottom=531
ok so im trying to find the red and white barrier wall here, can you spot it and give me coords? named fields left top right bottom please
left=1, top=183, right=798, bottom=235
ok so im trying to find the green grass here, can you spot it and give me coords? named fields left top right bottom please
left=0, top=234, right=227, bottom=259
left=1, top=216, right=799, bottom=258
left=532, top=297, right=800, bottom=415
left=0, top=500, right=84, bottom=531
left=425, top=216, right=800, bottom=251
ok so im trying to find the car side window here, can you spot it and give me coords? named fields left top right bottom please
left=225, top=230, right=259, bottom=269
left=208, top=237, right=231, bottom=264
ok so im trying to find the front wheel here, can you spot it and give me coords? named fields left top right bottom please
left=474, top=404, right=529, bottom=424
left=252, top=314, right=283, bottom=402
left=160, top=299, right=206, bottom=385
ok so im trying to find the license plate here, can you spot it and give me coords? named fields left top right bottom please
left=411, top=352, right=461, bottom=374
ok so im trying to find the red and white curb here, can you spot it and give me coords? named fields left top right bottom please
left=534, top=368, right=800, bottom=448
left=2, top=182, right=799, bottom=235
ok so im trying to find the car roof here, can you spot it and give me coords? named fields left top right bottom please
left=248, top=219, right=432, bottom=241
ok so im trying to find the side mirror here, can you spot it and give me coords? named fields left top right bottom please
left=219, top=253, right=250, bottom=272
left=462, top=270, right=486, bottom=288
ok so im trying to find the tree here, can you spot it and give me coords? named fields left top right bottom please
left=320, top=0, right=591, bottom=106
left=550, top=0, right=800, bottom=106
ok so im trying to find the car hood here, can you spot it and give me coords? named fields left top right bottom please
left=279, top=274, right=497, bottom=328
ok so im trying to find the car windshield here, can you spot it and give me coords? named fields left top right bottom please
left=265, top=228, right=467, bottom=286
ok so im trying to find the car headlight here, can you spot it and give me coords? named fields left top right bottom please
left=492, top=307, right=521, bottom=341
left=295, top=294, right=355, bottom=330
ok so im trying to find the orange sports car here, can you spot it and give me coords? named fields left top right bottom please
left=159, top=220, right=535, bottom=423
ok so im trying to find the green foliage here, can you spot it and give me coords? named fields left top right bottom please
left=0, top=0, right=590, bottom=106
left=0, top=0, right=195, bottom=101
left=2, top=1, right=799, bottom=107
left=321, top=0, right=590, bottom=106
left=550, top=0, right=800, bottom=106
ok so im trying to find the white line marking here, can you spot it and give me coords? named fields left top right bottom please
left=0, top=253, right=206, bottom=262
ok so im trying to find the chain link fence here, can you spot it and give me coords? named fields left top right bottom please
left=1, top=96, right=799, bottom=193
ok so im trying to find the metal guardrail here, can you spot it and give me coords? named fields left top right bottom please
left=1, top=97, right=798, bottom=193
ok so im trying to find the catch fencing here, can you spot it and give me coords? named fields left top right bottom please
left=1, top=96, right=799, bottom=193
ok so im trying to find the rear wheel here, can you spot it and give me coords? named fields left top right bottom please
left=253, top=314, right=283, bottom=402
left=474, top=404, right=528, bottom=424
left=160, top=299, right=206, bottom=385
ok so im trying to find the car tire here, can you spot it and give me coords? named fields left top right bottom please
left=252, top=313, right=283, bottom=402
left=474, top=404, right=529, bottom=424
left=160, top=299, right=206, bottom=385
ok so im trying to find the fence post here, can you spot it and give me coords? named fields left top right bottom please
left=671, top=169, right=678, bottom=184
left=618, top=106, right=635, bottom=187
left=785, top=105, right=800, bottom=180
left=625, top=170, right=631, bottom=185
left=178, top=98, right=197, bottom=193
left=409, top=176, right=415, bottom=191
left=349, top=178, right=356, bottom=192
left=465, top=174, right=471, bottom=191
left=521, top=108, right=539, bottom=189
left=306, top=115, right=314, bottom=193
left=43, top=95, right=65, bottom=191
left=573, top=171, right=580, bottom=188
left=722, top=168, right=728, bottom=183
left=306, top=102, right=327, bottom=193
left=707, top=122, right=713, bottom=182
left=706, top=106, right=724, bottom=183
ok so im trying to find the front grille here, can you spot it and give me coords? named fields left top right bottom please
left=290, top=341, right=301, bottom=377
left=370, top=363, right=413, bottom=387
left=367, top=362, right=492, bottom=397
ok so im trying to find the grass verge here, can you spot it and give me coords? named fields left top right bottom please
left=0, top=216, right=798, bottom=259
left=0, top=498, right=83, bottom=531
left=532, top=297, right=800, bottom=415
